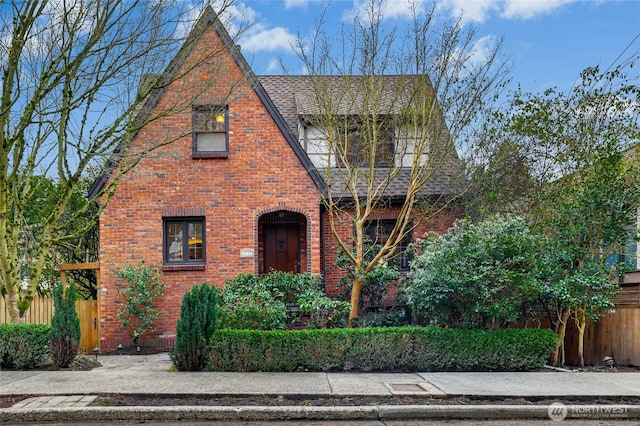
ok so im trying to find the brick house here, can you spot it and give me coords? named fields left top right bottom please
left=91, top=7, right=461, bottom=350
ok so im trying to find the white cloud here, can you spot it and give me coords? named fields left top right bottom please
left=467, top=34, right=498, bottom=67
left=174, top=3, right=203, bottom=39
left=500, top=0, right=576, bottom=19
left=266, top=58, right=281, bottom=73
left=240, top=26, right=296, bottom=53
left=342, top=0, right=579, bottom=24
left=284, top=0, right=320, bottom=9
left=343, top=0, right=417, bottom=23
left=438, top=0, right=578, bottom=23
left=435, top=0, right=498, bottom=23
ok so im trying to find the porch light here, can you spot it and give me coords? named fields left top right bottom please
left=216, top=114, right=225, bottom=123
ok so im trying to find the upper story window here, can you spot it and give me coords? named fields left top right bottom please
left=192, top=105, right=228, bottom=158
left=164, top=217, right=205, bottom=265
left=364, top=219, right=411, bottom=272
left=342, top=119, right=395, bottom=167
left=344, top=118, right=395, bottom=168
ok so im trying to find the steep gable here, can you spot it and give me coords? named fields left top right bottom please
left=96, top=7, right=325, bottom=349
left=89, top=6, right=324, bottom=199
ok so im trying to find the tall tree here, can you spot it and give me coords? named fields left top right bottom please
left=498, top=64, right=640, bottom=366
left=0, top=1, right=244, bottom=322
left=16, top=175, right=99, bottom=300
left=290, top=0, right=509, bottom=324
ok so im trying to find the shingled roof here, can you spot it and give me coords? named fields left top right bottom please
left=257, top=75, right=464, bottom=200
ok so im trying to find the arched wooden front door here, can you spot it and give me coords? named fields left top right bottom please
left=260, top=211, right=305, bottom=274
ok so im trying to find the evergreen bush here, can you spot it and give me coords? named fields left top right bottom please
left=171, top=283, right=221, bottom=371
left=50, top=282, right=81, bottom=368
left=219, top=272, right=348, bottom=329
left=0, top=324, right=51, bottom=369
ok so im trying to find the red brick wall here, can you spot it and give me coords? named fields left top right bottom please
left=98, top=24, right=322, bottom=350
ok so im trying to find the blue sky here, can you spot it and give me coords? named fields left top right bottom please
left=215, top=0, right=640, bottom=94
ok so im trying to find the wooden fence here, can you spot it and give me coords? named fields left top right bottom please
left=1, top=295, right=98, bottom=354
left=0, top=294, right=54, bottom=325
left=564, top=306, right=640, bottom=366
left=560, top=273, right=640, bottom=366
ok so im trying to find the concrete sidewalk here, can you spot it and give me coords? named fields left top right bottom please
left=1, top=352, right=640, bottom=423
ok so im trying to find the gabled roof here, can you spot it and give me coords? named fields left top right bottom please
left=259, top=75, right=431, bottom=131
left=326, top=165, right=463, bottom=200
left=89, top=7, right=463, bottom=202
left=258, top=75, right=464, bottom=200
left=88, top=6, right=326, bottom=199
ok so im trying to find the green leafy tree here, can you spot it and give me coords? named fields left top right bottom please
left=406, top=215, right=541, bottom=329
left=115, top=262, right=167, bottom=346
left=530, top=152, right=636, bottom=366
left=335, top=241, right=400, bottom=315
left=14, top=176, right=99, bottom=300
left=172, top=283, right=221, bottom=371
left=50, top=282, right=81, bottom=368
left=497, top=64, right=640, bottom=366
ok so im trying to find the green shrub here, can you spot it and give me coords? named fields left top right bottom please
left=0, top=324, right=51, bottom=369
left=219, top=272, right=348, bottom=330
left=115, top=262, right=167, bottom=345
left=50, top=282, right=81, bottom=368
left=209, top=326, right=558, bottom=372
left=171, top=283, right=221, bottom=371
left=349, top=306, right=411, bottom=328
left=406, top=216, right=541, bottom=328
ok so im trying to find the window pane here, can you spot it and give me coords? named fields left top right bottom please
left=194, top=107, right=225, bottom=131
left=365, top=219, right=411, bottom=271
left=345, top=121, right=394, bottom=167
left=168, top=223, right=183, bottom=261
left=188, top=221, right=204, bottom=260
left=196, top=133, right=226, bottom=152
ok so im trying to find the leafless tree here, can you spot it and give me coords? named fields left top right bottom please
left=290, top=0, right=510, bottom=325
left=0, top=0, right=246, bottom=322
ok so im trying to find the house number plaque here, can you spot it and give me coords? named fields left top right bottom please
left=240, top=248, right=254, bottom=258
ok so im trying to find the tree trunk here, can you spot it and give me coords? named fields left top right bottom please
left=6, top=291, right=22, bottom=324
left=348, top=276, right=363, bottom=328
left=575, top=311, right=587, bottom=367
left=549, top=309, right=569, bottom=366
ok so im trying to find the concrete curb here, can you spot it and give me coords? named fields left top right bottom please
left=2, top=404, right=640, bottom=423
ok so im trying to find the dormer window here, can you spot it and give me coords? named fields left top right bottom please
left=341, top=118, right=395, bottom=168
left=192, top=105, right=228, bottom=158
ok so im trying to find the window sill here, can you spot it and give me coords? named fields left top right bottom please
left=192, top=152, right=228, bottom=159
left=162, top=264, right=206, bottom=272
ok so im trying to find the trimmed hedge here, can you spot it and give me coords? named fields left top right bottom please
left=0, top=324, right=51, bottom=369
left=209, top=326, right=557, bottom=372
